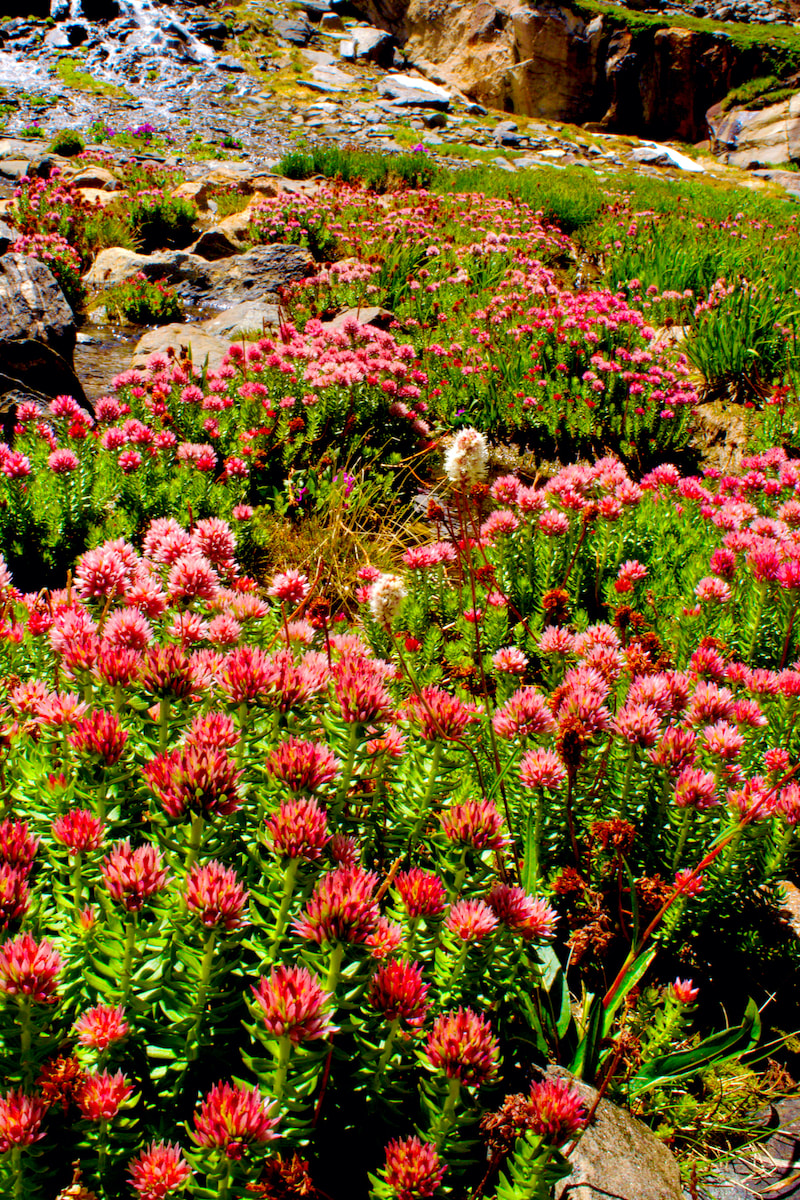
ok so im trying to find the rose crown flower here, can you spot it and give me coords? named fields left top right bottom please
left=0, top=1089, right=47, bottom=1152
left=251, top=965, right=335, bottom=1044
left=292, top=866, right=379, bottom=945
left=144, top=746, right=243, bottom=819
left=380, top=1136, right=446, bottom=1200
left=186, top=861, right=248, bottom=931
left=128, top=1140, right=192, bottom=1200
left=0, top=932, right=61, bottom=1002
left=527, top=1077, right=588, bottom=1143
left=76, top=1069, right=133, bottom=1120
left=101, top=841, right=169, bottom=911
left=192, top=1081, right=278, bottom=1160
left=73, top=1004, right=129, bottom=1051
left=424, top=1008, right=499, bottom=1087
left=369, top=960, right=429, bottom=1027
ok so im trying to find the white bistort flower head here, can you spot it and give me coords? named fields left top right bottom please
left=443, top=428, right=489, bottom=489
left=369, top=573, right=407, bottom=629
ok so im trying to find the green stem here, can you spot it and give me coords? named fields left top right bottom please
left=269, top=859, right=299, bottom=963
left=18, top=998, right=31, bottom=1088
left=444, top=942, right=470, bottom=1000
left=96, top=778, right=108, bottom=825
left=11, top=1146, right=22, bottom=1200
left=71, top=852, right=84, bottom=923
left=217, top=1154, right=234, bottom=1200
left=768, top=824, right=795, bottom=876
left=158, top=696, right=171, bottom=752
left=186, top=929, right=217, bottom=1057
left=619, top=747, right=635, bottom=819
left=746, top=582, right=768, bottom=665
left=334, top=723, right=359, bottom=812
left=272, top=1035, right=292, bottom=1109
left=120, top=918, right=137, bottom=1006
left=435, top=1077, right=461, bottom=1148
left=97, top=1118, right=109, bottom=1193
left=185, top=811, right=205, bottom=875
left=326, top=941, right=345, bottom=996
left=405, top=916, right=420, bottom=956
left=375, top=1017, right=401, bottom=1079
left=671, top=808, right=694, bottom=872
left=410, top=741, right=443, bottom=844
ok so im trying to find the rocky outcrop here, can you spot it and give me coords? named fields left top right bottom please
left=345, top=0, right=777, bottom=141
left=708, top=94, right=800, bottom=167
left=0, top=254, right=76, bottom=363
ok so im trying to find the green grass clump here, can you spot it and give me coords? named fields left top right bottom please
left=53, top=57, right=130, bottom=98
left=277, top=144, right=438, bottom=191
left=720, top=75, right=800, bottom=112
left=49, top=128, right=85, bottom=156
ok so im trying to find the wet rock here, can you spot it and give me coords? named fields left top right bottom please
left=0, top=342, right=90, bottom=430
left=550, top=1072, right=683, bottom=1200
left=628, top=141, right=704, bottom=170
left=274, top=16, right=315, bottom=44
left=708, top=95, right=800, bottom=168
left=190, top=16, right=229, bottom=48
left=44, top=26, right=72, bottom=48
left=202, top=300, right=280, bottom=337
left=0, top=254, right=76, bottom=363
left=378, top=72, right=451, bottom=109
left=132, top=324, right=231, bottom=373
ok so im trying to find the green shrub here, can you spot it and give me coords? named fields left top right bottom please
left=102, top=273, right=183, bottom=325
left=124, top=193, right=198, bottom=252
left=48, top=128, right=85, bottom=156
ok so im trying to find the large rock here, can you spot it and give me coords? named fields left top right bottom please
left=202, top=300, right=280, bottom=338
left=132, top=325, right=232, bottom=374
left=341, top=24, right=395, bottom=65
left=378, top=72, right=452, bottom=108
left=85, top=245, right=314, bottom=300
left=0, top=340, right=91, bottom=439
left=0, top=254, right=76, bottom=363
left=551, top=1073, right=682, bottom=1200
left=708, top=94, right=800, bottom=168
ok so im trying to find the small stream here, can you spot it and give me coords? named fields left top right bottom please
left=74, top=323, right=140, bottom=400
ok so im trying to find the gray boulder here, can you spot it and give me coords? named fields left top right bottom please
left=341, top=25, right=394, bottom=66
left=85, top=245, right=314, bottom=301
left=551, top=1073, right=682, bottom=1200
left=274, top=16, right=314, bottom=45
left=0, top=254, right=76, bottom=363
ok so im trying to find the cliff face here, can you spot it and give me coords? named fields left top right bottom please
left=347, top=0, right=760, bottom=142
